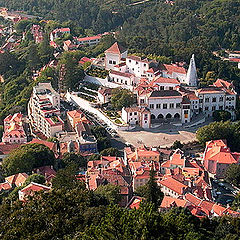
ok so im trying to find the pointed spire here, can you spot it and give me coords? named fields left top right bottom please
left=186, top=54, right=198, bottom=87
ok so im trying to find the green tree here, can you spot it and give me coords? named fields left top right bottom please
left=213, top=110, right=231, bottom=122
left=95, top=184, right=121, bottom=204
left=171, top=140, right=183, bottom=150
left=97, top=137, right=111, bottom=152
left=100, top=147, right=120, bottom=156
left=52, top=164, right=84, bottom=190
left=224, top=164, right=240, bottom=187
left=196, top=121, right=240, bottom=152
left=61, top=152, right=87, bottom=169
left=59, top=52, right=85, bottom=91
left=2, top=143, right=55, bottom=175
left=135, top=168, right=163, bottom=209
left=25, top=174, right=46, bottom=185
left=111, top=88, right=135, bottom=110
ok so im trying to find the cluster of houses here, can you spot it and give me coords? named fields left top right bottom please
left=94, top=42, right=237, bottom=128
left=0, top=166, right=55, bottom=201
left=86, top=140, right=240, bottom=218
left=27, top=82, right=98, bottom=154
left=49, top=27, right=110, bottom=51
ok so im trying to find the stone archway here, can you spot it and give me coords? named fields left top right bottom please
left=157, top=114, right=164, bottom=119
left=174, top=113, right=180, bottom=119
left=151, top=114, right=156, bottom=120
left=166, top=113, right=172, bottom=119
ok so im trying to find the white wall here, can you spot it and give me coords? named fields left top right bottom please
left=148, top=97, right=182, bottom=119
left=126, top=57, right=149, bottom=78
left=66, top=93, right=129, bottom=131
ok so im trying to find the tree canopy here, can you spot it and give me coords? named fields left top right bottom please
left=2, top=143, right=55, bottom=175
left=111, top=88, right=135, bottom=110
left=196, top=121, right=240, bottom=152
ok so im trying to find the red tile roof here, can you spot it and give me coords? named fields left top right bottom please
left=105, top=42, right=127, bottom=54
left=67, top=109, right=84, bottom=119
left=204, top=140, right=238, bottom=164
left=110, top=69, right=133, bottom=78
left=28, top=138, right=56, bottom=151
left=214, top=79, right=232, bottom=89
left=20, top=182, right=51, bottom=194
left=0, top=182, right=12, bottom=191
left=170, top=152, right=185, bottom=166
left=0, top=143, right=22, bottom=155
left=161, top=196, right=188, bottom=208
left=163, top=64, right=187, bottom=75
left=77, top=35, right=101, bottom=42
left=185, top=193, right=202, bottom=206
left=159, top=177, right=188, bottom=195
left=152, top=77, right=180, bottom=84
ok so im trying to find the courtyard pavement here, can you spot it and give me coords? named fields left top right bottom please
left=118, top=119, right=212, bottom=148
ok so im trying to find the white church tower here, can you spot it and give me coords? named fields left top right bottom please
left=186, top=54, right=198, bottom=87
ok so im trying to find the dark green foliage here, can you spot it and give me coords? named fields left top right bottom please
left=97, top=137, right=111, bottom=152
left=111, top=88, right=135, bottom=110
left=91, top=125, right=107, bottom=139
left=224, top=164, right=240, bottom=187
left=196, top=121, right=240, bottom=152
left=0, top=186, right=107, bottom=240
left=25, top=174, right=46, bottom=185
left=213, top=110, right=231, bottom=122
left=90, top=125, right=111, bottom=151
left=100, top=147, right=120, bottom=157
left=95, top=184, right=121, bottom=204
left=52, top=164, right=84, bottom=190
left=135, top=168, right=163, bottom=209
left=59, top=51, right=85, bottom=91
left=61, top=152, right=87, bottom=169
left=171, top=140, right=184, bottom=150
left=2, top=143, right=55, bottom=175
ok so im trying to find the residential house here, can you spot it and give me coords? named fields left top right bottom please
left=97, top=87, right=112, bottom=104
left=18, top=182, right=51, bottom=201
left=121, top=106, right=151, bottom=129
left=2, top=113, right=27, bottom=144
left=203, top=140, right=240, bottom=178
left=50, top=28, right=70, bottom=41
left=105, top=42, right=128, bottom=70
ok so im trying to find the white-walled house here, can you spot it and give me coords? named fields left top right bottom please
left=162, top=64, right=187, bottom=84
left=126, top=55, right=150, bottom=78
left=97, top=87, right=112, bottom=104
left=109, top=70, right=135, bottom=88
left=122, top=106, right=151, bottom=129
left=105, top=42, right=128, bottom=70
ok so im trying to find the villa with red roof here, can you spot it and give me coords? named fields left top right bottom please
left=161, top=63, right=187, bottom=83
left=203, top=140, right=240, bottom=178
left=105, top=42, right=128, bottom=70
left=50, top=28, right=70, bottom=41
left=18, top=182, right=51, bottom=201
left=2, top=113, right=27, bottom=144
left=159, top=176, right=189, bottom=198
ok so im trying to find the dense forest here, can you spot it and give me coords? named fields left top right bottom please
left=1, top=179, right=240, bottom=240
left=0, top=0, right=240, bottom=81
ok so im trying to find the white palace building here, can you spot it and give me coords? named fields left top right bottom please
left=99, top=43, right=237, bottom=128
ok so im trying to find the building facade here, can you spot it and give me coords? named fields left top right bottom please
left=28, top=82, right=64, bottom=138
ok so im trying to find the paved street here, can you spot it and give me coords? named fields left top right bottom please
left=118, top=126, right=196, bottom=148
left=117, top=119, right=213, bottom=148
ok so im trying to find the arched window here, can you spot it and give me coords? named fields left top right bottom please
left=157, top=114, right=164, bottom=119
left=166, top=113, right=172, bottom=119
left=151, top=114, right=156, bottom=120
left=174, top=113, right=180, bottom=119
